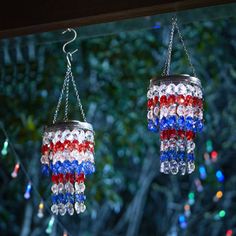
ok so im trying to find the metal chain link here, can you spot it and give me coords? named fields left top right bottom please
left=64, top=65, right=71, bottom=121
left=162, top=17, right=197, bottom=77
left=162, top=17, right=176, bottom=76
left=175, top=21, right=197, bottom=77
left=70, top=70, right=87, bottom=122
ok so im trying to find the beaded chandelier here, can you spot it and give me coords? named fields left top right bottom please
left=147, top=18, right=203, bottom=175
left=41, top=29, right=95, bottom=215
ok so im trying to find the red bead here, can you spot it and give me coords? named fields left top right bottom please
left=198, top=99, right=203, bottom=108
left=63, top=140, right=71, bottom=149
left=72, top=140, right=79, bottom=149
left=160, top=95, right=167, bottom=105
left=177, top=95, right=185, bottom=104
left=75, top=173, right=85, bottom=183
left=177, top=130, right=185, bottom=139
left=169, top=129, right=176, bottom=138
left=51, top=175, right=58, bottom=184
left=55, top=141, right=64, bottom=152
left=153, top=96, right=158, bottom=105
left=186, top=131, right=195, bottom=140
left=167, top=95, right=176, bottom=104
left=147, top=99, right=153, bottom=108
left=70, top=174, right=75, bottom=184
left=41, top=145, right=49, bottom=155
left=58, top=173, right=64, bottom=183
left=185, top=95, right=193, bottom=106
left=65, top=173, right=70, bottom=182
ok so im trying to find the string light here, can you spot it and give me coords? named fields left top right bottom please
left=24, top=182, right=32, bottom=199
left=184, top=204, right=191, bottom=217
left=1, top=139, right=8, bottom=156
left=37, top=201, right=44, bottom=218
left=199, top=165, right=207, bottom=180
left=194, top=178, right=203, bottom=192
left=46, top=216, right=55, bottom=234
left=63, top=230, right=68, bottom=236
left=216, top=170, right=225, bottom=182
left=188, top=192, right=195, bottom=205
left=206, top=140, right=213, bottom=153
left=218, top=210, right=226, bottom=218
left=211, top=150, right=218, bottom=162
left=213, top=191, right=223, bottom=202
left=11, top=163, right=20, bottom=178
left=226, top=229, right=233, bottom=236
left=178, top=214, right=187, bottom=229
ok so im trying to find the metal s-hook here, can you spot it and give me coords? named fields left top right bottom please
left=62, top=28, right=78, bottom=67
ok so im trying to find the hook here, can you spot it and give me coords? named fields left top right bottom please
left=62, top=28, right=78, bottom=66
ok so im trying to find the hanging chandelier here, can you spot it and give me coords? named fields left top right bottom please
left=147, top=17, right=203, bottom=175
left=41, top=28, right=95, bottom=215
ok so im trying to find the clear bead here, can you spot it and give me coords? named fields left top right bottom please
left=170, top=160, right=178, bottom=175
left=71, top=129, right=79, bottom=140
left=48, top=132, right=55, bottom=142
left=85, top=131, right=94, bottom=142
left=62, top=130, right=70, bottom=141
left=169, top=138, right=176, bottom=150
left=160, top=162, right=164, bottom=173
left=147, top=89, right=153, bottom=99
left=179, top=161, right=186, bottom=175
left=51, top=204, right=58, bottom=215
left=194, top=108, right=203, bottom=120
left=65, top=182, right=74, bottom=194
left=78, top=130, right=85, bottom=143
left=195, top=86, right=203, bottom=98
left=58, top=203, right=66, bottom=216
left=152, top=86, right=159, bottom=96
left=58, top=183, right=64, bottom=193
left=147, top=110, right=154, bottom=120
left=187, top=161, right=195, bottom=174
left=75, top=182, right=86, bottom=193
left=166, top=83, right=176, bottom=95
left=159, top=84, right=167, bottom=97
left=66, top=203, right=74, bottom=216
left=75, top=202, right=80, bottom=214
left=169, top=104, right=177, bottom=116
left=186, top=84, right=194, bottom=96
left=160, top=106, right=168, bottom=118
left=185, top=106, right=194, bottom=117
left=176, top=83, right=187, bottom=95
left=80, top=203, right=86, bottom=213
left=51, top=184, right=58, bottom=194
left=187, top=141, right=195, bottom=153
left=177, top=139, right=185, bottom=151
left=163, top=161, right=170, bottom=174
left=153, top=106, right=159, bottom=116
left=177, top=105, right=185, bottom=116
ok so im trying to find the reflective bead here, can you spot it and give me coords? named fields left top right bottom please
left=75, top=202, right=81, bottom=214
left=169, top=138, right=176, bottom=150
left=177, top=105, right=185, bottom=116
left=168, top=116, right=176, bottom=128
left=66, top=202, right=74, bottom=216
left=159, top=84, right=167, bottom=97
left=78, top=130, right=85, bottom=143
left=179, top=161, right=186, bottom=175
left=185, top=106, right=194, bottom=117
left=176, top=83, right=187, bottom=95
left=160, top=117, right=168, bottom=131
left=148, top=120, right=158, bottom=132
left=51, top=204, right=58, bottom=215
left=177, top=139, right=185, bottom=151
left=169, top=104, right=176, bottom=116
left=153, top=106, right=159, bottom=116
left=58, top=183, right=64, bottom=193
left=65, top=182, right=74, bottom=194
left=51, top=184, right=58, bottom=194
left=163, top=161, right=170, bottom=174
left=58, top=203, right=66, bottom=216
left=187, top=141, right=195, bottom=153
left=186, top=84, right=194, bottom=96
left=160, top=161, right=165, bottom=173
left=187, top=161, right=195, bottom=174
left=80, top=203, right=86, bottom=213
left=160, top=106, right=168, bottom=118
left=85, top=130, right=94, bottom=142
left=147, top=110, right=154, bottom=120
left=147, top=89, right=153, bottom=99
left=166, top=83, right=176, bottom=95
left=170, top=160, right=178, bottom=175
left=152, top=86, right=159, bottom=97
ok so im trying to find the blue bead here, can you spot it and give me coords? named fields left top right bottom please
left=187, top=153, right=195, bottom=161
left=41, top=165, right=50, bottom=176
left=168, top=115, right=176, bottom=129
left=160, top=117, right=168, bottom=131
left=52, top=195, right=57, bottom=204
left=185, top=117, right=194, bottom=131
left=148, top=120, right=158, bottom=132
left=154, top=118, right=159, bottom=127
left=178, top=152, right=185, bottom=160
left=197, top=121, right=204, bottom=132
left=177, top=116, right=185, bottom=129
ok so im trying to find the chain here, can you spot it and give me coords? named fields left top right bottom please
left=64, top=65, right=70, bottom=121
left=162, top=17, right=197, bottom=77
left=175, top=21, right=197, bottom=77
left=70, top=70, right=87, bottom=122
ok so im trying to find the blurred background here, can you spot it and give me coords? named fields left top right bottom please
left=0, top=3, right=236, bottom=236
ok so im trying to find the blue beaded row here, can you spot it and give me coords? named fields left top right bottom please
left=41, top=161, right=95, bottom=176
left=52, top=193, right=86, bottom=204
left=160, top=151, right=195, bottom=161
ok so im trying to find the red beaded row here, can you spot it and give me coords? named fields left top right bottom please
left=51, top=173, right=85, bottom=184
left=160, top=130, right=195, bottom=140
left=147, top=95, right=203, bottom=108
left=42, top=140, right=94, bottom=155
